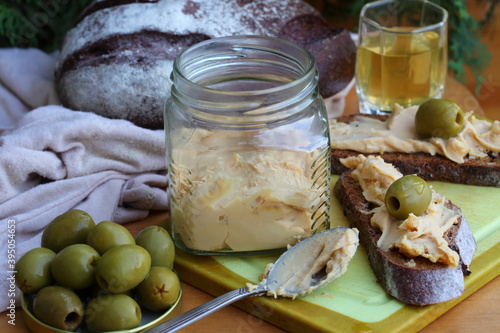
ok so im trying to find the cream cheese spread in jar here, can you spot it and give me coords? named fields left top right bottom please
left=170, top=128, right=326, bottom=252
left=165, top=36, right=331, bottom=255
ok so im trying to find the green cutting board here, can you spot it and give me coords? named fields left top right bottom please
left=173, top=177, right=500, bottom=333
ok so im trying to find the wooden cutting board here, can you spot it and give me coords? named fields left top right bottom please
left=173, top=176, right=500, bottom=333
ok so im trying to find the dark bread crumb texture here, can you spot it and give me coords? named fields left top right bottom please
left=334, top=170, right=476, bottom=305
left=330, top=114, right=500, bottom=188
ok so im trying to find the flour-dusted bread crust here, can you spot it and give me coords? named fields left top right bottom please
left=330, top=114, right=500, bottom=187
left=334, top=170, right=476, bottom=305
left=55, top=0, right=356, bottom=128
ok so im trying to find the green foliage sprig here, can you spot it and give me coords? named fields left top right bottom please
left=0, top=0, right=93, bottom=52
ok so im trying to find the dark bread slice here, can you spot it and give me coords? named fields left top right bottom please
left=330, top=114, right=500, bottom=187
left=334, top=170, right=476, bottom=305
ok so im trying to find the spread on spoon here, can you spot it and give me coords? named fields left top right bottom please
left=248, top=227, right=359, bottom=299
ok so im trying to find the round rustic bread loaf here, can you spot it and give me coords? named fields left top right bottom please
left=55, top=0, right=356, bottom=129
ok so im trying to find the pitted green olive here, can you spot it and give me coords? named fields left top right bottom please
left=94, top=244, right=151, bottom=293
left=135, top=226, right=175, bottom=269
left=85, top=293, right=141, bottom=332
left=15, top=247, right=55, bottom=294
left=86, top=220, right=135, bottom=255
left=135, top=266, right=181, bottom=311
left=32, top=285, right=84, bottom=331
left=385, top=175, right=432, bottom=220
left=41, top=209, right=95, bottom=252
left=415, top=99, right=465, bottom=139
left=51, top=244, right=100, bottom=290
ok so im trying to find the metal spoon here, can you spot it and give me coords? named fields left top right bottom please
left=145, top=227, right=359, bottom=333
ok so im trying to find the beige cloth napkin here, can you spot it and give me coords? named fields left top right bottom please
left=0, top=48, right=169, bottom=310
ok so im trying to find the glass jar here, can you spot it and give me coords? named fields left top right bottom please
left=165, top=36, right=331, bottom=255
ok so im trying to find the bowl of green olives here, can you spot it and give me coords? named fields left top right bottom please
left=18, top=210, right=182, bottom=333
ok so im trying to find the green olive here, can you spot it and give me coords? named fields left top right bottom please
left=85, top=293, right=141, bottom=332
left=32, top=285, right=84, bottom=331
left=385, top=175, right=432, bottom=220
left=41, top=209, right=95, bottom=253
left=15, top=247, right=55, bottom=294
left=135, top=266, right=181, bottom=311
left=86, top=220, right=135, bottom=255
left=94, top=244, right=151, bottom=293
left=135, top=226, right=175, bottom=270
left=415, top=99, right=465, bottom=139
left=51, top=244, right=100, bottom=290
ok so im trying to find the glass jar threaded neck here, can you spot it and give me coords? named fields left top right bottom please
left=170, top=36, right=319, bottom=129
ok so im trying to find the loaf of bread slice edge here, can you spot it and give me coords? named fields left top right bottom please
left=330, top=114, right=500, bottom=187
left=334, top=170, right=477, bottom=306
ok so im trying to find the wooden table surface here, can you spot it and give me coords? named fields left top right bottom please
left=2, top=76, right=499, bottom=333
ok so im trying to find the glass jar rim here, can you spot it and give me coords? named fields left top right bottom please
left=360, top=0, right=448, bottom=34
left=170, top=35, right=317, bottom=96
left=168, top=35, right=322, bottom=127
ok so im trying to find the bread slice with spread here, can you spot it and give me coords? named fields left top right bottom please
left=329, top=102, right=500, bottom=187
left=333, top=155, right=476, bottom=305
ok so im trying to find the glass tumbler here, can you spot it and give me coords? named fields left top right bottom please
left=165, top=36, right=331, bottom=256
left=356, top=0, right=448, bottom=114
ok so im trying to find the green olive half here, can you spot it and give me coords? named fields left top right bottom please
left=415, top=99, right=465, bottom=139
left=385, top=175, right=432, bottom=220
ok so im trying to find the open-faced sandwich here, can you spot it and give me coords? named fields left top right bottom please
left=330, top=99, right=500, bottom=187
left=333, top=154, right=476, bottom=305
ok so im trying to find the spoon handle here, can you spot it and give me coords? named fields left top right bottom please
left=146, top=286, right=266, bottom=333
